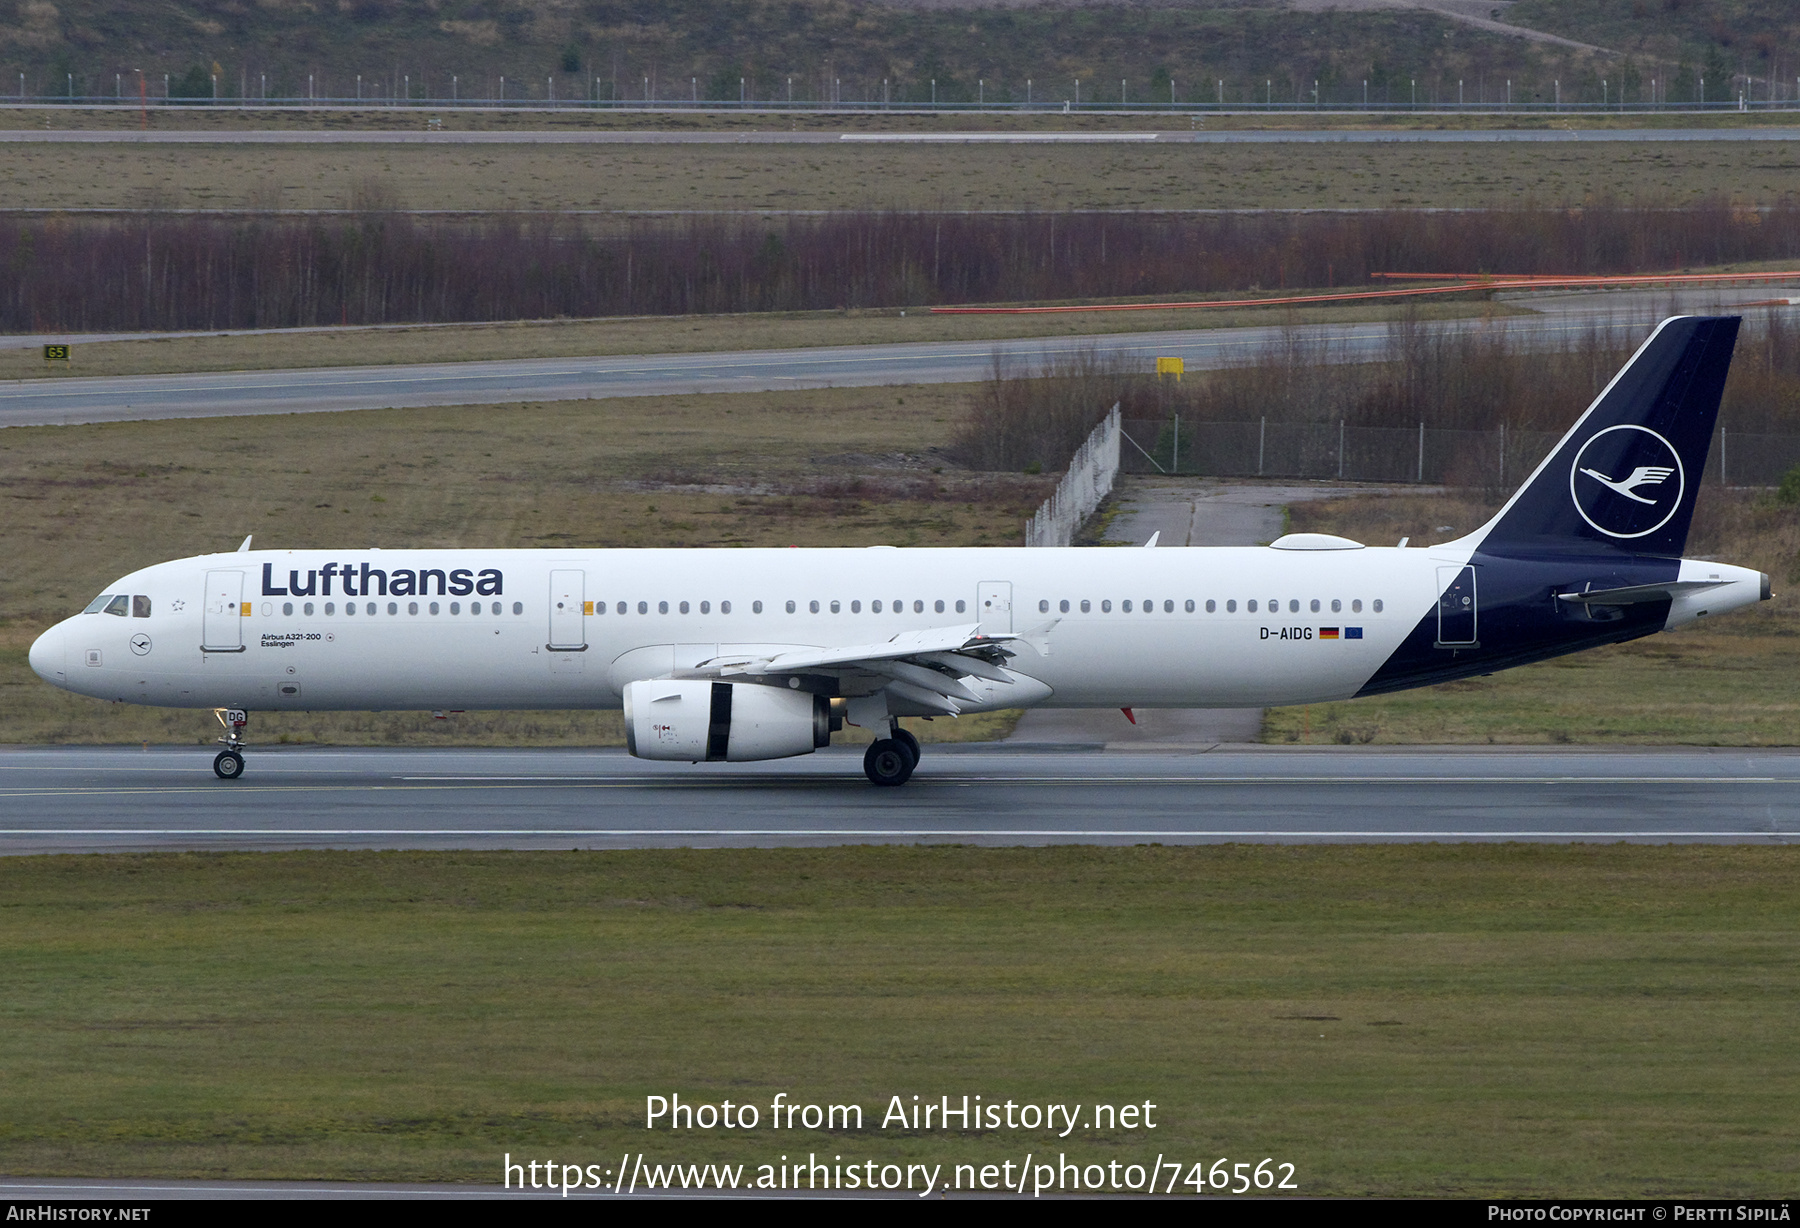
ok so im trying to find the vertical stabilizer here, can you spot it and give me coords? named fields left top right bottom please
left=1472, top=316, right=1740, bottom=558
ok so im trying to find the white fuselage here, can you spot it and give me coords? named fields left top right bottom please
left=30, top=544, right=1765, bottom=717
left=31, top=544, right=1461, bottom=713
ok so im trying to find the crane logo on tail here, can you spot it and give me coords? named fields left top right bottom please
left=1569, top=425, right=1685, bottom=539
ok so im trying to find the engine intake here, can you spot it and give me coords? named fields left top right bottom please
left=623, top=680, right=830, bottom=762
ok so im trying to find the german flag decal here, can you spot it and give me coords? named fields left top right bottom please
left=1319, top=627, right=1340, bottom=639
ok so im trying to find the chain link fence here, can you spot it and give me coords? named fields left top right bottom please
left=1118, top=419, right=1800, bottom=489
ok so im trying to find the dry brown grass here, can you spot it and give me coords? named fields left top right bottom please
left=0, top=381, right=1043, bottom=747
left=2, top=138, right=1797, bottom=212
left=7, top=105, right=1798, bottom=133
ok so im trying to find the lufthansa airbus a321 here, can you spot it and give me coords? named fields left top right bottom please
left=29, top=316, right=1768, bottom=785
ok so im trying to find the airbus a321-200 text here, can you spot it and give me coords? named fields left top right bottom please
left=29, top=316, right=1769, bottom=785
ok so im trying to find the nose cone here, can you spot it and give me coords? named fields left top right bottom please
left=29, top=622, right=66, bottom=686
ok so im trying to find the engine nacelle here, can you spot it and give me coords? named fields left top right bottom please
left=623, top=680, right=830, bottom=762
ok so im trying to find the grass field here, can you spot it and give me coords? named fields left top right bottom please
left=0, top=299, right=1522, bottom=382
left=1263, top=486, right=1800, bottom=745
left=4, top=844, right=1796, bottom=1194
left=0, top=382, right=1040, bottom=748
left=3, top=137, right=1798, bottom=212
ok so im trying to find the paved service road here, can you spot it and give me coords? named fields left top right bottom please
left=3, top=745, right=1795, bottom=852
left=0, top=301, right=1758, bottom=427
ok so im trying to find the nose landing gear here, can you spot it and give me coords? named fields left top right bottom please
left=212, top=708, right=248, bottom=779
left=863, top=720, right=921, bottom=787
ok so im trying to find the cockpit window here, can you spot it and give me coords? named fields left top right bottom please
left=102, top=595, right=130, bottom=617
left=83, top=594, right=115, bottom=614
left=132, top=595, right=152, bottom=618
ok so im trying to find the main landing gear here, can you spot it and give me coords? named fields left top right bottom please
left=863, top=720, right=921, bottom=787
left=212, top=708, right=248, bottom=779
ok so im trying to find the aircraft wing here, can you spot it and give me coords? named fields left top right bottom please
left=688, top=623, right=1043, bottom=715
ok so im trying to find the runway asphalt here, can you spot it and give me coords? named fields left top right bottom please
left=3, top=744, right=1795, bottom=852
left=2, top=126, right=1797, bottom=144
left=2, top=297, right=1765, bottom=427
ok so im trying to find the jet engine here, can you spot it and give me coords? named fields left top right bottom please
left=622, top=680, right=831, bottom=762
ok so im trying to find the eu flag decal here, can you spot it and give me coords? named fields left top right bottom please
left=1345, top=627, right=1364, bottom=639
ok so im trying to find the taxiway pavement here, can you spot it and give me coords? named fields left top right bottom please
left=0, top=296, right=1767, bottom=427
left=2, top=745, right=1794, bottom=852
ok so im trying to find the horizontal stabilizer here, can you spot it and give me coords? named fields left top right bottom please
left=1556, top=579, right=1729, bottom=605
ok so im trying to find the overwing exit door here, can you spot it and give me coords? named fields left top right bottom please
left=548, top=570, right=587, bottom=651
left=977, top=581, right=1012, bottom=633
left=202, top=570, right=245, bottom=652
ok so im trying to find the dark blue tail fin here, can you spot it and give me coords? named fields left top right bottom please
left=1474, top=315, right=1740, bottom=558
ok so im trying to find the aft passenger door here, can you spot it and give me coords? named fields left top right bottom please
left=202, top=570, right=246, bottom=652
left=1436, top=565, right=1478, bottom=646
left=548, top=570, right=587, bottom=651
left=977, top=581, right=1013, bottom=633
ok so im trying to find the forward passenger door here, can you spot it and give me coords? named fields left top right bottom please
left=202, top=570, right=245, bottom=653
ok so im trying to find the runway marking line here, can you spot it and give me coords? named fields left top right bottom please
left=0, top=829, right=1789, bottom=839
left=0, top=774, right=1790, bottom=800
